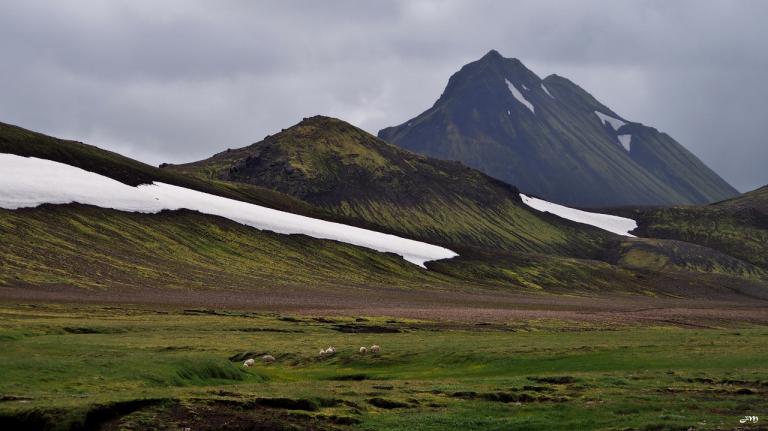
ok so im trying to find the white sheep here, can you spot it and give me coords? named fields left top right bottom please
left=359, top=346, right=367, bottom=354
left=370, top=344, right=381, bottom=354
left=243, top=358, right=255, bottom=368
left=319, top=346, right=337, bottom=357
left=262, top=354, right=275, bottom=364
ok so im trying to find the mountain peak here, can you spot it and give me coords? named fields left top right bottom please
left=479, top=49, right=522, bottom=65
left=481, top=49, right=503, bottom=60
left=378, top=54, right=739, bottom=207
left=434, top=50, right=538, bottom=106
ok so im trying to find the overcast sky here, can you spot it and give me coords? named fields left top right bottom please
left=1, top=0, right=766, bottom=191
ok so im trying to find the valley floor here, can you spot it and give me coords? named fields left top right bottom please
left=1, top=297, right=767, bottom=430
left=1, top=283, right=767, bottom=327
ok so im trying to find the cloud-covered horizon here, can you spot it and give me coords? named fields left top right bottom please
left=1, top=0, right=766, bottom=192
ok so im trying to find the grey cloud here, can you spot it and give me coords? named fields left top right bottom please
left=0, top=0, right=765, bottom=191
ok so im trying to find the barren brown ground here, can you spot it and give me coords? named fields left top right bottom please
left=2, top=282, right=767, bottom=327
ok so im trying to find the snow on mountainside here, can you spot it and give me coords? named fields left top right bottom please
left=505, top=79, right=535, bottom=113
left=594, top=111, right=626, bottom=131
left=0, top=154, right=457, bottom=267
left=540, top=83, right=555, bottom=99
left=520, top=194, right=637, bottom=236
left=617, top=134, right=632, bottom=152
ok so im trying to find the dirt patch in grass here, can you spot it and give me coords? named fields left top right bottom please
left=328, top=374, right=372, bottom=381
left=367, top=398, right=411, bottom=409
left=230, top=327, right=303, bottom=333
left=103, top=399, right=352, bottom=431
left=528, top=375, right=577, bottom=384
left=331, top=324, right=401, bottom=333
left=0, top=398, right=169, bottom=431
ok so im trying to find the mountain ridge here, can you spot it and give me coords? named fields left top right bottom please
left=378, top=50, right=738, bottom=207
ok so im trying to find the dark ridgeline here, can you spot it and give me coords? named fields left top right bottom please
left=378, top=50, right=738, bottom=207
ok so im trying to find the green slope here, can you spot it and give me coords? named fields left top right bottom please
left=611, top=185, right=768, bottom=269
left=167, top=115, right=614, bottom=258
left=717, top=184, right=768, bottom=213
left=2, top=204, right=765, bottom=299
left=0, top=205, right=451, bottom=290
left=378, top=50, right=737, bottom=207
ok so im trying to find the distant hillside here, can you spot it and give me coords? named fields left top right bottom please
left=167, top=115, right=614, bottom=257
left=378, top=50, right=737, bottom=207
left=717, top=184, right=768, bottom=214
left=613, top=184, right=768, bottom=269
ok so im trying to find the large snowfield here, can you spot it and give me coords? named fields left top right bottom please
left=520, top=194, right=637, bottom=236
left=0, top=154, right=458, bottom=267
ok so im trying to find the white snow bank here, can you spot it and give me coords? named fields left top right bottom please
left=505, top=79, right=535, bottom=113
left=617, top=134, right=632, bottom=152
left=594, top=111, right=626, bottom=131
left=541, top=83, right=555, bottom=99
left=0, top=154, right=458, bottom=267
left=520, top=194, right=637, bottom=236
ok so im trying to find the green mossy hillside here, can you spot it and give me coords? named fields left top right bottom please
left=168, top=116, right=613, bottom=258
left=612, top=186, right=768, bottom=270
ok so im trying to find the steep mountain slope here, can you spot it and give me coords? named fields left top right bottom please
left=378, top=50, right=737, bottom=207
left=612, top=184, right=768, bottom=269
left=167, top=116, right=615, bottom=257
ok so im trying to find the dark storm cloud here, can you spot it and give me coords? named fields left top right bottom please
left=1, top=0, right=765, bottom=191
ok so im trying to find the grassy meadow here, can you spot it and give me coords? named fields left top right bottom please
left=0, top=304, right=766, bottom=430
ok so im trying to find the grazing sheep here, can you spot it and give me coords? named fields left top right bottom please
left=262, top=354, right=275, bottom=364
left=370, top=344, right=381, bottom=354
left=319, top=346, right=336, bottom=357
left=359, top=346, right=367, bottom=354
left=243, top=358, right=255, bottom=368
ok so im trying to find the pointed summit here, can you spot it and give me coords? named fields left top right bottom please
left=378, top=52, right=738, bottom=207
left=435, top=50, right=541, bottom=109
left=480, top=49, right=504, bottom=61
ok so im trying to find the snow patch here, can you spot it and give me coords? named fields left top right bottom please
left=541, top=83, right=555, bottom=99
left=617, top=134, right=632, bottom=152
left=0, top=154, right=458, bottom=268
left=521, top=84, right=530, bottom=90
left=594, top=111, right=626, bottom=131
left=520, top=193, right=637, bottom=236
left=505, top=79, right=535, bottom=114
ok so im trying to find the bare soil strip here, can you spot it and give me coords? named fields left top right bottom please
left=2, top=283, right=766, bottom=326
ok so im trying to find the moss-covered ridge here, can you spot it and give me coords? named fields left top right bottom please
left=609, top=184, right=768, bottom=270
left=0, top=121, right=334, bottom=221
left=168, top=115, right=613, bottom=258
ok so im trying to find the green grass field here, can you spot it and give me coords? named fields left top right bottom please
left=1, top=304, right=766, bottom=430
